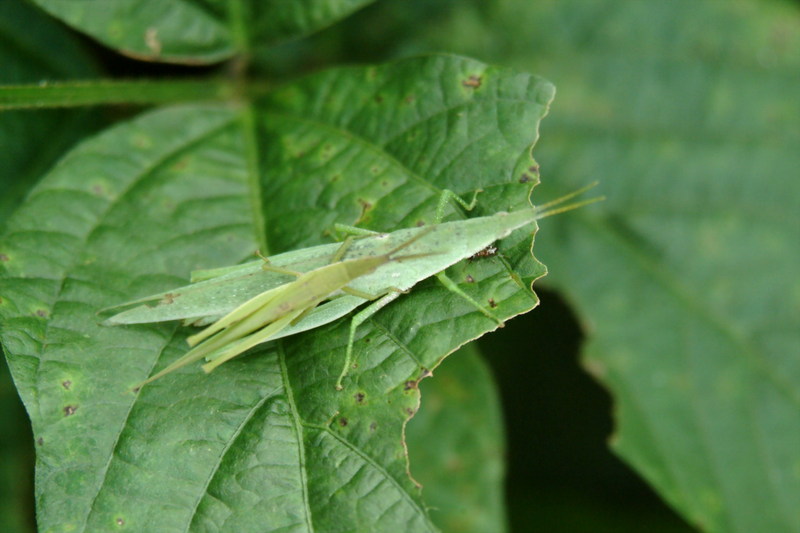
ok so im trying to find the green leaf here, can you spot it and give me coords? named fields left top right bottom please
left=406, top=343, right=507, bottom=533
left=29, top=0, right=235, bottom=64
left=28, top=0, right=377, bottom=64
left=411, top=0, right=800, bottom=530
left=0, top=55, right=552, bottom=531
left=0, top=3, right=107, bottom=529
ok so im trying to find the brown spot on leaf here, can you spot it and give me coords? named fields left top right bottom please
left=37, top=438, right=44, bottom=446
left=354, top=392, right=366, bottom=404
left=405, top=407, right=416, bottom=416
left=370, top=422, right=377, bottom=432
left=375, top=94, right=384, bottom=103
left=160, top=293, right=176, bottom=305
left=462, top=75, right=483, bottom=88
left=465, top=275, right=475, bottom=283
left=519, top=173, right=533, bottom=184
left=339, top=417, right=348, bottom=427
left=404, top=380, right=417, bottom=391
left=116, top=517, right=125, bottom=526
left=488, top=298, right=498, bottom=308
left=529, top=165, right=540, bottom=173
left=62, top=380, right=72, bottom=390
left=419, top=368, right=433, bottom=379
left=35, top=309, right=48, bottom=318
left=145, top=27, right=162, bottom=56
left=64, top=405, right=78, bottom=417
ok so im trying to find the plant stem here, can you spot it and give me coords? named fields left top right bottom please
left=0, top=79, right=259, bottom=110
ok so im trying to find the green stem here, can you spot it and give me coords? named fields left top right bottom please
left=227, top=0, right=252, bottom=57
left=0, top=79, right=247, bottom=110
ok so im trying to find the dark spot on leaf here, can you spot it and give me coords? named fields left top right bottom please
left=465, top=275, right=475, bottom=283
left=375, top=94, right=384, bottom=103
left=62, top=380, right=72, bottom=390
left=363, top=337, right=371, bottom=344
left=519, top=173, right=533, bottom=183
left=419, top=368, right=433, bottom=379
left=370, top=166, right=380, bottom=175
left=488, top=298, right=498, bottom=308
left=331, top=174, right=340, bottom=182
left=64, top=405, right=78, bottom=417
left=404, top=380, right=417, bottom=391
left=160, top=293, right=176, bottom=305
left=131, top=386, right=141, bottom=394
left=0, top=254, right=9, bottom=262
left=354, top=392, right=366, bottom=404
left=529, top=164, right=540, bottom=173
left=116, top=517, right=125, bottom=526
left=35, top=309, right=48, bottom=318
left=381, top=181, right=388, bottom=187
left=416, top=221, right=426, bottom=227
left=357, top=198, right=373, bottom=213
left=369, top=422, right=377, bottom=432
left=37, top=437, right=44, bottom=446
left=91, top=185, right=105, bottom=196
left=462, top=75, right=482, bottom=88
left=405, top=407, right=416, bottom=416
left=339, top=417, right=348, bottom=427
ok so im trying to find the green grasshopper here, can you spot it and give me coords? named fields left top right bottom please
left=104, top=185, right=601, bottom=389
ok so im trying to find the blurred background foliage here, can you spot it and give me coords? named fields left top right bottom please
left=3, top=0, right=799, bottom=531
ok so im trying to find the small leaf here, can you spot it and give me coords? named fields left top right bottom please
left=28, top=0, right=379, bottom=64
left=30, top=0, right=235, bottom=64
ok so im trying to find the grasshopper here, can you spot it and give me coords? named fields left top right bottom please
left=104, top=185, right=601, bottom=389
left=131, top=228, right=437, bottom=388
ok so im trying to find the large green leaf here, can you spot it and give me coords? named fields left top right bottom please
left=0, top=55, right=552, bottom=532
left=410, top=0, right=800, bottom=530
left=29, top=0, right=376, bottom=64
left=1, top=2, right=105, bottom=531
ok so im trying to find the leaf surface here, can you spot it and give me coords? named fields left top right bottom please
left=0, top=55, right=552, bottom=532
left=411, top=0, right=800, bottom=530
left=406, top=343, right=507, bottom=533
left=29, top=0, right=376, bottom=64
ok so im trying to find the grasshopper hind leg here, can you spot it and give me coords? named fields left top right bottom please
left=435, top=271, right=504, bottom=326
